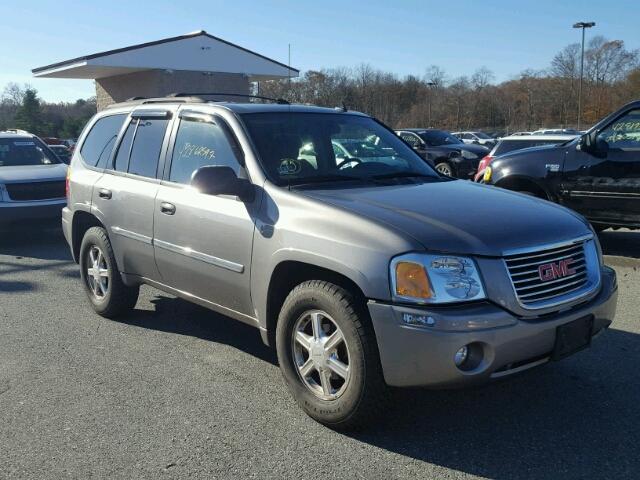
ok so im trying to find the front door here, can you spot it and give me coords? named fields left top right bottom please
left=153, top=110, right=256, bottom=319
left=562, top=108, right=640, bottom=226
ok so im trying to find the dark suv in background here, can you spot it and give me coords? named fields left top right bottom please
left=484, top=101, right=640, bottom=230
left=396, top=128, right=489, bottom=178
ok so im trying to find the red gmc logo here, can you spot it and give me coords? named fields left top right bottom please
left=538, top=258, right=576, bottom=282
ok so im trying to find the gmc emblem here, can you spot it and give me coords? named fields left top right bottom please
left=538, top=258, right=576, bottom=282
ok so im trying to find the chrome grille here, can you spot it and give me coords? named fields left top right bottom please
left=505, top=241, right=590, bottom=307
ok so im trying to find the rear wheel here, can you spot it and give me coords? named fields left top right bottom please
left=79, top=226, right=139, bottom=318
left=276, top=280, right=387, bottom=429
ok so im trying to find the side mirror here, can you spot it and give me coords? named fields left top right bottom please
left=578, top=131, right=608, bottom=158
left=190, top=166, right=254, bottom=202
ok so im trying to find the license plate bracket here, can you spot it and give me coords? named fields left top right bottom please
left=552, top=315, right=594, bottom=361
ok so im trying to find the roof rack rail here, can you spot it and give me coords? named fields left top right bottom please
left=168, top=92, right=290, bottom=104
left=139, top=96, right=206, bottom=105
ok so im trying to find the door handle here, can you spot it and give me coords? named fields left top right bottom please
left=98, top=188, right=112, bottom=199
left=160, top=202, right=176, bottom=215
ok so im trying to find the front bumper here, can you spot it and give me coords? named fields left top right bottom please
left=0, top=198, right=66, bottom=223
left=368, top=266, right=617, bottom=388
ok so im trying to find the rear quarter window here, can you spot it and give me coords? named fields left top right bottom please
left=80, top=114, right=127, bottom=167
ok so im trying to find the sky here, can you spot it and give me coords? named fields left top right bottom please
left=1, top=0, right=638, bottom=103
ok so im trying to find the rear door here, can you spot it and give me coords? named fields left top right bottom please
left=562, top=108, right=640, bottom=226
left=92, top=108, right=173, bottom=280
left=73, top=113, right=128, bottom=212
left=153, top=109, right=256, bottom=319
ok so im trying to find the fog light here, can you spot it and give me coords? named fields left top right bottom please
left=454, top=346, right=469, bottom=366
left=402, top=313, right=435, bottom=327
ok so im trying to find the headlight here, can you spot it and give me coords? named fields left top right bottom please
left=391, top=253, right=486, bottom=304
left=461, top=150, right=477, bottom=160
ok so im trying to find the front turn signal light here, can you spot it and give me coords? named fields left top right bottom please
left=395, top=262, right=433, bottom=299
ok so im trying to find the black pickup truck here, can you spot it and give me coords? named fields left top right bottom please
left=483, top=101, right=640, bottom=230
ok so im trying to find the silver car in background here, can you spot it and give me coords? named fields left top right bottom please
left=0, top=131, right=67, bottom=225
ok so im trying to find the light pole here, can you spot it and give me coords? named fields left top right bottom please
left=573, top=21, right=595, bottom=130
left=426, top=81, right=435, bottom=127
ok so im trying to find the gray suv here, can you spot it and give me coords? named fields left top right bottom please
left=62, top=96, right=618, bottom=428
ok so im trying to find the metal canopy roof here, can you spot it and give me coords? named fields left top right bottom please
left=32, top=30, right=299, bottom=81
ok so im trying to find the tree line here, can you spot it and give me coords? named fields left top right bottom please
left=259, top=35, right=640, bottom=133
left=0, top=83, right=97, bottom=139
left=1, top=35, right=638, bottom=137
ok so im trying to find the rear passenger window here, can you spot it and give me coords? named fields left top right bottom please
left=169, top=119, right=240, bottom=185
left=80, top=114, right=126, bottom=167
left=128, top=119, right=168, bottom=178
left=113, top=120, right=136, bottom=172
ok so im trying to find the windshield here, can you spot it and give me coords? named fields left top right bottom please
left=241, top=113, right=438, bottom=186
left=0, top=138, right=60, bottom=167
left=417, top=130, right=462, bottom=146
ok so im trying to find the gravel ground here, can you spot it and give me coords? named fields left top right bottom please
left=0, top=227, right=638, bottom=479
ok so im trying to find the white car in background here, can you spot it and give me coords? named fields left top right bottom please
left=0, top=130, right=68, bottom=226
left=452, top=131, right=496, bottom=148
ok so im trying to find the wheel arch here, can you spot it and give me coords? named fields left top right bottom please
left=494, top=175, right=551, bottom=200
left=71, top=211, right=106, bottom=263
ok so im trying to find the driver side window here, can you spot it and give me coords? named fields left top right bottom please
left=169, top=118, right=241, bottom=185
left=597, top=109, right=640, bottom=150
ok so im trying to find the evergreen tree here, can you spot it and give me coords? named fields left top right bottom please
left=14, top=89, right=43, bottom=135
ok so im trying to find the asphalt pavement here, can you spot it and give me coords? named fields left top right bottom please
left=0, top=227, right=638, bottom=479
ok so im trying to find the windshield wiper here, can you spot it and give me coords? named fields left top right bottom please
left=286, top=174, right=369, bottom=187
left=369, top=172, right=438, bottom=181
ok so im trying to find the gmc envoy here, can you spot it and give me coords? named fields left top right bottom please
left=62, top=95, right=617, bottom=428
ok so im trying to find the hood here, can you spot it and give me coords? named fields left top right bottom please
left=300, top=180, right=590, bottom=257
left=435, top=143, right=489, bottom=156
left=0, top=163, right=68, bottom=183
left=497, top=143, right=564, bottom=160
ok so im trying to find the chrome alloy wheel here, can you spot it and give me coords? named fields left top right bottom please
left=85, top=245, right=109, bottom=299
left=292, top=310, right=351, bottom=400
left=436, top=163, right=453, bottom=176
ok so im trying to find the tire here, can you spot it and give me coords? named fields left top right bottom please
left=435, top=161, right=453, bottom=177
left=79, top=226, right=139, bottom=318
left=276, top=280, right=387, bottom=429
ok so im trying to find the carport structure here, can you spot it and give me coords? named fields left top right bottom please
left=32, top=30, right=298, bottom=110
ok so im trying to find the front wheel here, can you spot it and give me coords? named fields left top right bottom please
left=435, top=161, right=454, bottom=177
left=276, top=280, right=387, bottom=429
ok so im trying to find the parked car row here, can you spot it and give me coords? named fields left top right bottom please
left=396, top=129, right=489, bottom=177
left=482, top=101, right=640, bottom=230
left=396, top=101, right=640, bottom=230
